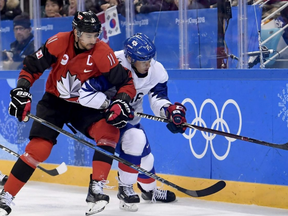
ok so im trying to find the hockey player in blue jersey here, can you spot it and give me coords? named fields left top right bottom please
left=79, top=32, right=188, bottom=212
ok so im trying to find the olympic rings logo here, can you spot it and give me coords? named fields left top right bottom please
left=182, top=98, right=242, bottom=161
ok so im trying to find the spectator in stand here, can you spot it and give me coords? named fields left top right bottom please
left=174, top=0, right=216, bottom=9
left=281, top=7, right=288, bottom=43
left=134, top=0, right=177, bottom=14
left=0, top=0, right=22, bottom=20
left=85, top=0, right=100, bottom=14
left=63, top=0, right=77, bottom=16
left=262, top=0, right=288, bottom=19
left=276, top=6, right=288, bottom=44
left=62, top=0, right=102, bottom=16
left=110, top=0, right=177, bottom=16
left=98, top=0, right=119, bottom=12
left=2, top=13, right=35, bottom=70
left=86, top=0, right=118, bottom=14
left=42, top=0, right=64, bottom=18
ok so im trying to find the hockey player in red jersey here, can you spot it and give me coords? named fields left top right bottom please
left=0, top=11, right=136, bottom=216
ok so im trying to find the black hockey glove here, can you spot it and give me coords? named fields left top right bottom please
left=9, top=87, right=32, bottom=122
left=105, top=99, right=134, bottom=128
left=166, top=102, right=187, bottom=134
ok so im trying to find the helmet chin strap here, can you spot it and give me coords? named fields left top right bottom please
left=74, top=38, right=82, bottom=50
left=74, top=30, right=88, bottom=52
left=74, top=40, right=80, bottom=49
left=73, top=29, right=81, bottom=49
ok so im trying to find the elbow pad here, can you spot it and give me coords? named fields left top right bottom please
left=78, top=80, right=110, bottom=109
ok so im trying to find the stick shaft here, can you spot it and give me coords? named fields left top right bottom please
left=134, top=112, right=288, bottom=150
left=27, top=113, right=225, bottom=197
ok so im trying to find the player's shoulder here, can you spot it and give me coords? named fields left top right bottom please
left=114, top=50, right=125, bottom=57
left=152, top=59, right=165, bottom=69
left=114, top=50, right=131, bottom=69
left=93, top=40, right=114, bottom=54
left=92, top=41, right=115, bottom=58
left=45, top=32, right=72, bottom=55
left=91, top=41, right=118, bottom=69
left=46, top=32, right=71, bottom=46
left=151, top=59, right=168, bottom=76
left=114, top=50, right=126, bottom=61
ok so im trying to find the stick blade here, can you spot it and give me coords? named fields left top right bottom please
left=37, top=162, right=68, bottom=176
left=179, top=180, right=226, bottom=197
left=55, top=162, right=68, bottom=175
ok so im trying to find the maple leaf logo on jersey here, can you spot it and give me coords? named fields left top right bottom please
left=57, top=71, right=81, bottom=99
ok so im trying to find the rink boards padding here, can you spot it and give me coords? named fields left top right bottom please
left=0, top=69, right=288, bottom=209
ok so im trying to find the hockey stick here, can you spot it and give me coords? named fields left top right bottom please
left=27, top=113, right=226, bottom=197
left=0, top=143, right=67, bottom=176
left=134, top=112, right=288, bottom=151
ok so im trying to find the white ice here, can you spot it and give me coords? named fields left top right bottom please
left=5, top=181, right=288, bottom=216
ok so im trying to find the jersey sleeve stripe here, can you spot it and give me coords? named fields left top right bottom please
left=47, top=36, right=58, bottom=44
left=107, top=53, right=116, bottom=66
left=107, top=55, right=113, bottom=66
left=109, top=53, right=116, bottom=64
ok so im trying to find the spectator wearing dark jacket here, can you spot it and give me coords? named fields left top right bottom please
left=0, top=0, right=22, bottom=20
left=2, top=13, right=35, bottom=69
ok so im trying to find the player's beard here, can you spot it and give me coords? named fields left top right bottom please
left=78, top=38, right=95, bottom=50
left=85, top=43, right=95, bottom=50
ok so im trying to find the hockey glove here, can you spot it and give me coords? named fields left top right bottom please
left=166, top=102, right=187, bottom=134
left=105, top=99, right=134, bottom=128
left=9, top=87, right=32, bottom=122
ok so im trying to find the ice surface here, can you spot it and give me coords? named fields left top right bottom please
left=6, top=181, right=288, bottom=216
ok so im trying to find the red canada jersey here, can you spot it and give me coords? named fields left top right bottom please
left=19, top=31, right=135, bottom=102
